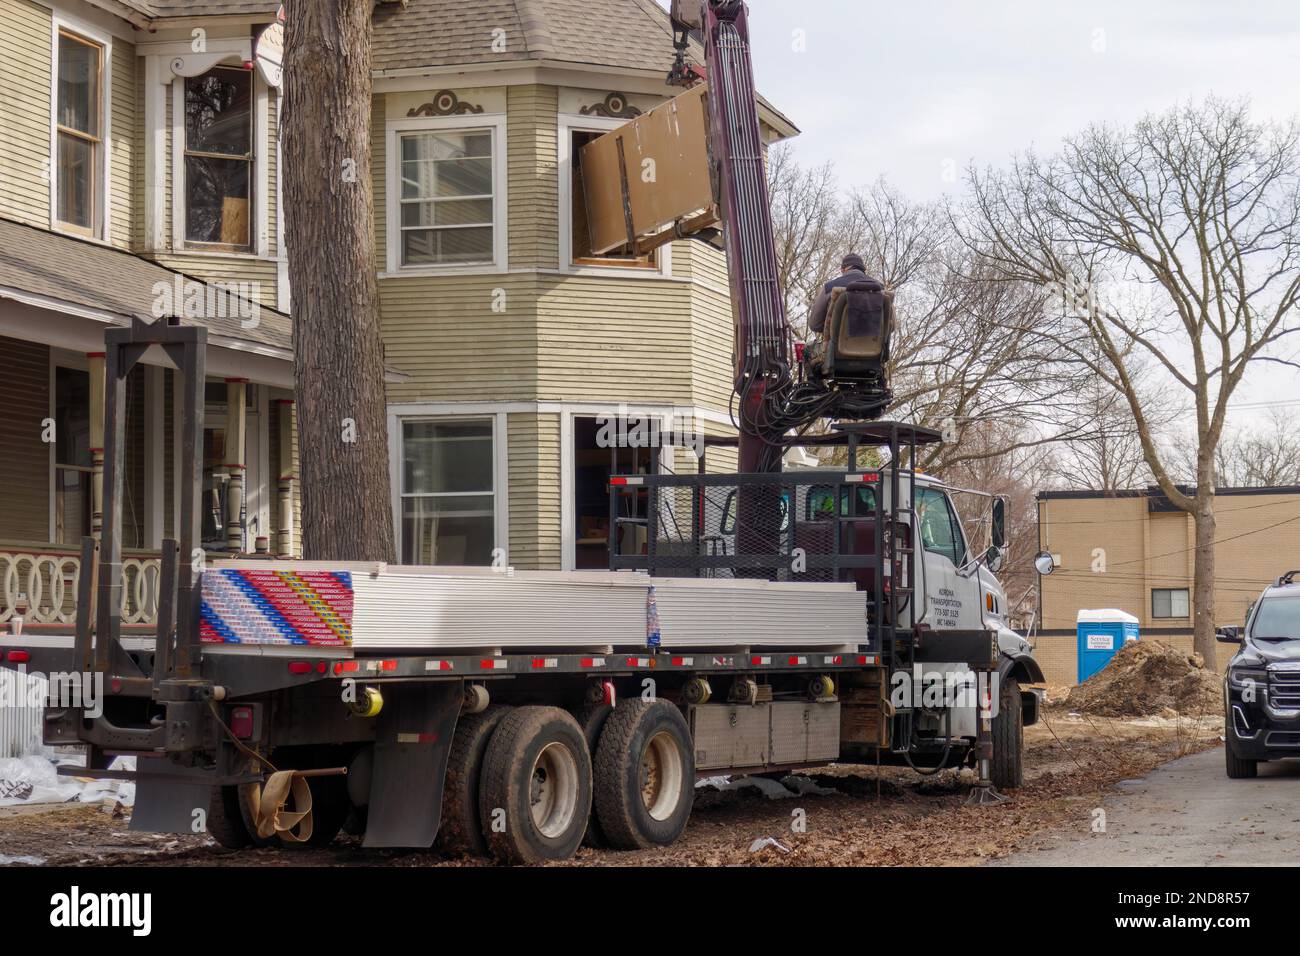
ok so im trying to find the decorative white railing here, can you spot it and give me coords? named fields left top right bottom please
left=0, top=543, right=162, bottom=628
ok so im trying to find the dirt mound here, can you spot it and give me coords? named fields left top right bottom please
left=1063, top=640, right=1222, bottom=718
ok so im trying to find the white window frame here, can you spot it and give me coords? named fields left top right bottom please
left=49, top=15, right=113, bottom=242
left=390, top=412, right=507, bottom=566
left=558, top=113, right=671, bottom=279
left=171, top=58, right=270, bottom=257
left=384, top=114, right=508, bottom=276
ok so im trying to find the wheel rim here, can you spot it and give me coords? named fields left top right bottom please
left=639, top=731, right=684, bottom=822
left=529, top=742, right=580, bottom=838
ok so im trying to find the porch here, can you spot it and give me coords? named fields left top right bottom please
left=0, top=218, right=302, bottom=633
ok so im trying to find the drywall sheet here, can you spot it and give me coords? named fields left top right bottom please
left=580, top=83, right=715, bottom=255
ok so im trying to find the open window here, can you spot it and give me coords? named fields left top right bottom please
left=569, top=128, right=657, bottom=270
left=54, top=30, right=104, bottom=237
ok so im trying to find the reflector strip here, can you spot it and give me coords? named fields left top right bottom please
left=396, top=732, right=439, bottom=744
left=823, top=655, right=843, bottom=665
left=751, top=655, right=771, bottom=666
left=788, top=656, right=807, bottom=666
left=626, top=657, right=652, bottom=668
left=671, top=656, right=695, bottom=666
left=480, top=659, right=508, bottom=670
left=580, top=657, right=606, bottom=668
left=424, top=660, right=453, bottom=671
left=531, top=658, right=559, bottom=669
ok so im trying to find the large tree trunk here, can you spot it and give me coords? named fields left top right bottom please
left=282, top=0, right=394, bottom=561
left=1191, top=482, right=1217, bottom=664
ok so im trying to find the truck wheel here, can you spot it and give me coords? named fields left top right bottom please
left=1224, top=715, right=1258, bottom=779
left=991, top=677, right=1023, bottom=790
left=206, top=783, right=253, bottom=849
left=478, top=706, right=592, bottom=864
left=593, top=699, right=695, bottom=850
left=436, top=705, right=510, bottom=857
left=572, top=704, right=614, bottom=848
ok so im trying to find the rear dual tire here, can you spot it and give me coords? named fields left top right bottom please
left=593, top=699, right=695, bottom=849
left=478, top=706, right=593, bottom=865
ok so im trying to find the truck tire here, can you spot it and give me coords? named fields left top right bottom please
left=436, top=705, right=510, bottom=857
left=991, top=678, right=1023, bottom=790
left=1224, top=715, right=1258, bottom=779
left=593, top=699, right=695, bottom=850
left=206, top=783, right=254, bottom=849
left=478, top=706, right=592, bottom=864
left=572, top=704, right=614, bottom=848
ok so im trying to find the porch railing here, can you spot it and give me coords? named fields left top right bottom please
left=0, top=541, right=162, bottom=628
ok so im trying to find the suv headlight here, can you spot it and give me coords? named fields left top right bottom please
left=1228, top=666, right=1267, bottom=691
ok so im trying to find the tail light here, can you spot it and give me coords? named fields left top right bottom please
left=229, top=706, right=255, bottom=739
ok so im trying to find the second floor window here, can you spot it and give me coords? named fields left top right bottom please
left=185, top=67, right=254, bottom=248
left=55, top=31, right=103, bottom=235
left=399, top=128, right=495, bottom=266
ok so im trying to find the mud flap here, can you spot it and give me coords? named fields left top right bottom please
left=129, top=757, right=211, bottom=835
left=362, top=682, right=462, bottom=848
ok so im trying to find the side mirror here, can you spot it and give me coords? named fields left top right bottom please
left=1033, top=551, right=1055, bottom=576
left=1215, top=626, right=1242, bottom=644
left=984, top=545, right=1005, bottom=573
left=991, top=498, right=1006, bottom=550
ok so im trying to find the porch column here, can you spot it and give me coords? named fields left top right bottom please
left=225, top=379, right=248, bottom=552
left=87, top=352, right=105, bottom=538
left=276, top=398, right=296, bottom=556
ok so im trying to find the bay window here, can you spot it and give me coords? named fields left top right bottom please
left=400, top=419, right=495, bottom=565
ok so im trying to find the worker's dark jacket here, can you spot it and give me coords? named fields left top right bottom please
left=809, top=269, right=878, bottom=334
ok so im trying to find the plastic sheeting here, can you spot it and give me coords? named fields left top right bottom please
left=0, top=754, right=135, bottom=808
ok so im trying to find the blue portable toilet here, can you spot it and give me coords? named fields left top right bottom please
left=1076, top=609, right=1140, bottom=683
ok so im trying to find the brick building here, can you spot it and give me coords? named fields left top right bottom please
left=1034, top=485, right=1300, bottom=684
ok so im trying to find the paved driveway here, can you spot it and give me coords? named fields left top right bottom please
left=994, top=746, right=1300, bottom=866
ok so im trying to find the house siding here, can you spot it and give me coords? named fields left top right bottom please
left=108, top=36, right=136, bottom=248
left=0, top=335, right=50, bottom=542
left=507, top=412, right=561, bottom=570
left=0, top=0, right=53, bottom=230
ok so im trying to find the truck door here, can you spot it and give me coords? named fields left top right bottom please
left=914, top=486, right=978, bottom=630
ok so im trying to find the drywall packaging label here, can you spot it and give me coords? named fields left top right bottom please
left=1086, top=633, right=1114, bottom=650
left=200, top=569, right=354, bottom=646
left=646, top=586, right=662, bottom=647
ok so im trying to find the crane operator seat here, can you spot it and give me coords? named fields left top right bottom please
left=806, top=280, right=894, bottom=384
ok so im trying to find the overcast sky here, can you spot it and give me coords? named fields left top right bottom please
left=658, top=0, right=1300, bottom=430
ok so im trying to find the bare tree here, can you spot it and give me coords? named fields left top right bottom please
left=282, top=0, right=395, bottom=561
left=767, top=144, right=848, bottom=337
left=1170, top=407, right=1300, bottom=487
left=961, top=97, right=1300, bottom=659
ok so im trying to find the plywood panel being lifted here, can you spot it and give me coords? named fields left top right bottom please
left=580, top=84, right=717, bottom=256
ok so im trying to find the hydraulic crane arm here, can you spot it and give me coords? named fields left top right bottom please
left=670, top=1, right=893, bottom=472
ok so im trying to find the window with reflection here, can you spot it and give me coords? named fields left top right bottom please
left=400, top=419, right=495, bottom=565
left=185, top=66, right=253, bottom=247
left=55, top=31, right=102, bottom=234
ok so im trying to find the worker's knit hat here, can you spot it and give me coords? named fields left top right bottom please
left=841, top=254, right=867, bottom=272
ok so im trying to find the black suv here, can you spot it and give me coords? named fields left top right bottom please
left=1219, top=570, right=1300, bottom=778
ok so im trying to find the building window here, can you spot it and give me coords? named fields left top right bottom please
left=184, top=66, right=254, bottom=248
left=53, top=366, right=93, bottom=544
left=55, top=31, right=103, bottom=236
left=400, top=419, right=495, bottom=565
left=1152, top=588, right=1190, bottom=619
left=398, top=128, right=495, bottom=266
left=569, top=128, right=657, bottom=269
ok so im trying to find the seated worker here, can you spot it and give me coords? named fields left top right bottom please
left=808, top=254, right=878, bottom=335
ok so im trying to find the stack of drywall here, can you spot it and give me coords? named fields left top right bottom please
left=207, top=563, right=866, bottom=650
